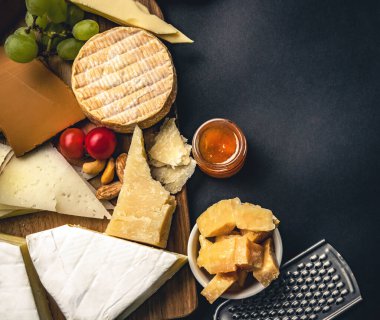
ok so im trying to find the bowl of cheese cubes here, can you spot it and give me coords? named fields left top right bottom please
left=187, top=198, right=283, bottom=304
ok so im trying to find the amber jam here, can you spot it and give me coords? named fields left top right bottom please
left=192, top=119, right=247, bottom=178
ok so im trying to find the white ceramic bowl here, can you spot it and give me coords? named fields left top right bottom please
left=187, top=225, right=283, bottom=299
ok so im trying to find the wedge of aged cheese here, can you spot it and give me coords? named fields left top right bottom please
left=0, top=142, right=13, bottom=174
left=69, top=0, right=193, bottom=43
left=0, top=48, right=84, bottom=156
left=234, top=203, right=275, bottom=232
left=149, top=118, right=192, bottom=167
left=72, top=27, right=177, bottom=133
left=0, top=233, right=51, bottom=320
left=151, top=158, right=196, bottom=194
left=201, top=272, right=238, bottom=304
left=0, top=144, right=111, bottom=219
left=106, top=126, right=176, bottom=248
left=27, top=225, right=187, bottom=319
left=197, top=198, right=241, bottom=237
left=252, top=238, right=280, bottom=287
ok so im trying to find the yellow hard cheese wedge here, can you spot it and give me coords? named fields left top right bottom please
left=201, top=272, right=238, bottom=304
left=197, top=235, right=213, bottom=268
left=106, top=126, right=176, bottom=248
left=197, top=198, right=240, bottom=237
left=253, top=238, right=280, bottom=287
left=69, top=0, right=193, bottom=43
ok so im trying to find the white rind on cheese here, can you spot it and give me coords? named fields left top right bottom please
left=26, top=225, right=187, bottom=320
left=149, top=118, right=192, bottom=168
left=0, top=144, right=111, bottom=219
left=152, top=158, right=196, bottom=194
left=0, top=143, right=13, bottom=174
left=0, top=242, right=39, bottom=320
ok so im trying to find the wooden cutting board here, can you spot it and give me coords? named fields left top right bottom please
left=0, top=1, right=197, bottom=319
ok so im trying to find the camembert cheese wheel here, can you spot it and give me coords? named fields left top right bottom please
left=71, top=27, right=177, bottom=132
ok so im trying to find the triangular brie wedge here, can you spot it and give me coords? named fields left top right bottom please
left=0, top=144, right=111, bottom=219
left=106, top=126, right=176, bottom=248
left=26, top=225, right=187, bottom=320
left=0, top=233, right=51, bottom=320
left=149, top=118, right=192, bottom=168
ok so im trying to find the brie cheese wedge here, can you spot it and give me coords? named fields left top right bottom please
left=0, top=233, right=51, bottom=320
left=26, top=225, right=187, bottom=320
left=0, top=144, right=111, bottom=219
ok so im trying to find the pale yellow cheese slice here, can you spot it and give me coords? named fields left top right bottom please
left=69, top=0, right=193, bottom=43
left=106, top=126, right=176, bottom=248
left=149, top=118, right=192, bottom=168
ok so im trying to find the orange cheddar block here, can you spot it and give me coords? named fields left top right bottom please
left=234, top=203, right=275, bottom=232
left=197, top=235, right=213, bottom=268
left=253, top=238, right=279, bottom=287
left=196, top=198, right=240, bottom=237
left=201, top=272, right=238, bottom=304
left=201, top=237, right=237, bottom=274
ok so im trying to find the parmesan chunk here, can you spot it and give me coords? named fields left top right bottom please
left=106, top=126, right=176, bottom=248
left=151, top=158, right=196, bottom=194
left=197, top=198, right=240, bottom=237
left=201, top=272, right=237, bottom=304
left=234, top=203, right=275, bottom=232
left=149, top=118, right=192, bottom=167
left=252, top=238, right=279, bottom=287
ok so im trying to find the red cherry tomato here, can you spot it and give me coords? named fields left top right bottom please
left=85, top=127, right=116, bottom=160
left=59, top=128, right=85, bottom=159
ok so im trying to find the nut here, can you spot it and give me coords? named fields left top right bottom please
left=116, top=153, right=128, bottom=182
left=96, top=181, right=122, bottom=200
left=101, top=157, right=115, bottom=185
left=82, top=159, right=106, bottom=175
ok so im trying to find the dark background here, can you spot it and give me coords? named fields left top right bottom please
left=158, top=0, right=380, bottom=319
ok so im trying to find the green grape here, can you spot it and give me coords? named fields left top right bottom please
left=14, top=27, right=36, bottom=40
left=66, top=4, right=85, bottom=27
left=41, top=23, right=68, bottom=51
left=57, top=38, right=84, bottom=60
left=25, top=12, right=48, bottom=30
left=25, top=0, right=50, bottom=16
left=72, top=19, right=99, bottom=41
left=4, top=33, right=38, bottom=63
left=47, top=0, right=67, bottom=23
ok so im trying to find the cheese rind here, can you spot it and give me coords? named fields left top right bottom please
left=149, top=118, right=192, bottom=167
left=26, top=225, right=187, bottom=320
left=106, top=126, right=176, bottom=248
left=0, top=233, right=51, bottom=320
left=0, top=144, right=111, bottom=219
left=69, top=0, right=193, bottom=43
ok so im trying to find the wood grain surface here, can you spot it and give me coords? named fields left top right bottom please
left=0, top=1, right=197, bottom=319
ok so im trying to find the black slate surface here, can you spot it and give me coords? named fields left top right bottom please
left=158, top=0, right=380, bottom=319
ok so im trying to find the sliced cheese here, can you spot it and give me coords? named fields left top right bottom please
left=0, top=142, right=13, bottom=174
left=149, top=118, right=192, bottom=167
left=0, top=144, right=111, bottom=219
left=0, top=233, right=51, bottom=320
left=27, top=225, right=187, bottom=319
left=69, top=0, right=193, bottom=43
left=151, top=158, right=196, bottom=194
left=106, top=126, right=176, bottom=248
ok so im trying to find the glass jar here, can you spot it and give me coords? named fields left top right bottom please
left=192, top=118, right=247, bottom=178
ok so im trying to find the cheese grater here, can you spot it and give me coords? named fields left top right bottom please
left=214, top=240, right=362, bottom=320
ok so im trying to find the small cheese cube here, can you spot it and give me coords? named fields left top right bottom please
left=197, top=235, right=213, bottom=268
left=201, top=272, right=238, bottom=304
left=234, top=235, right=253, bottom=268
left=201, top=238, right=237, bottom=274
left=234, top=203, right=275, bottom=232
left=197, top=198, right=240, bottom=237
left=253, top=238, right=279, bottom=287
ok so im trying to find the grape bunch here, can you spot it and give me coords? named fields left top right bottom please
left=4, top=0, right=99, bottom=63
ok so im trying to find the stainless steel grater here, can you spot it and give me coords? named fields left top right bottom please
left=214, top=240, right=362, bottom=320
